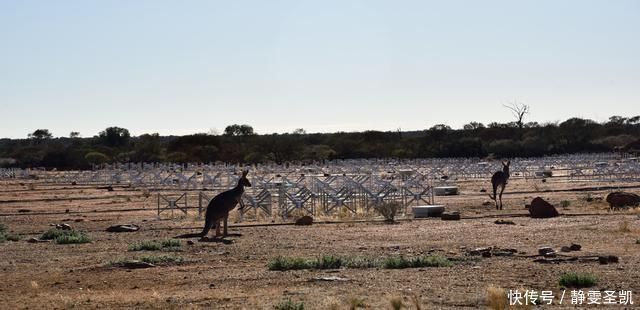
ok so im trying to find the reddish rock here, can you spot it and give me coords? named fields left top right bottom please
left=295, top=216, right=313, bottom=226
left=441, top=212, right=461, bottom=221
left=606, top=192, right=640, bottom=210
left=529, top=197, right=559, bottom=218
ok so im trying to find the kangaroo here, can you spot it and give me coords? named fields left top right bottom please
left=488, top=160, right=510, bottom=210
left=200, top=170, right=251, bottom=239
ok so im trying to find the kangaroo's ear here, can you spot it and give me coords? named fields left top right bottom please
left=242, top=170, right=249, bottom=177
left=506, top=160, right=511, bottom=166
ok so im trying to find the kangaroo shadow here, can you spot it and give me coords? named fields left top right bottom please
left=173, top=233, right=202, bottom=239
left=173, top=232, right=241, bottom=244
left=198, top=236, right=234, bottom=244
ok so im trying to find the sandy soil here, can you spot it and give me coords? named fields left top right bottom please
left=1, top=176, right=639, bottom=309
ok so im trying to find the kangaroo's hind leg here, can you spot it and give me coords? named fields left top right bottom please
left=498, top=184, right=506, bottom=210
left=215, top=219, right=223, bottom=238
left=492, top=183, right=499, bottom=210
left=223, top=215, right=229, bottom=237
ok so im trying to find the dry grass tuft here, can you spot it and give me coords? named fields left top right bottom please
left=487, top=285, right=507, bottom=310
left=411, top=294, right=422, bottom=310
left=348, top=297, right=366, bottom=309
left=374, top=202, right=402, bottom=223
left=389, top=296, right=404, bottom=310
left=618, top=220, right=632, bottom=233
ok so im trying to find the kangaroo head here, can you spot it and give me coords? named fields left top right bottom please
left=502, top=160, right=511, bottom=174
left=239, top=170, right=252, bottom=187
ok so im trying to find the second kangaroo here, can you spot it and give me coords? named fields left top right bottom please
left=200, top=170, right=251, bottom=239
left=489, top=160, right=510, bottom=210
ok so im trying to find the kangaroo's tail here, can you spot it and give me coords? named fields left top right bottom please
left=199, top=207, right=216, bottom=237
left=488, top=183, right=497, bottom=200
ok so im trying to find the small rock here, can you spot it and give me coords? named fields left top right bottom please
left=493, top=248, right=518, bottom=256
left=469, top=247, right=492, bottom=256
left=494, top=219, right=515, bottom=225
left=482, top=201, right=492, bottom=206
left=55, top=223, right=73, bottom=230
left=560, top=246, right=572, bottom=252
left=441, top=212, right=461, bottom=221
left=570, top=243, right=582, bottom=251
left=309, top=276, right=350, bottom=282
left=18, top=209, right=31, bottom=213
left=119, top=261, right=156, bottom=269
left=598, top=255, right=619, bottom=264
left=186, top=240, right=195, bottom=245
left=106, top=224, right=140, bottom=232
left=538, top=247, right=555, bottom=256
left=294, top=215, right=313, bottom=226
left=479, top=189, right=487, bottom=193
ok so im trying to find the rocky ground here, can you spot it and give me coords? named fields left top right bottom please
left=1, top=177, right=639, bottom=309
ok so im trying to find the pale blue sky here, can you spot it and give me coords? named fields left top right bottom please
left=1, top=0, right=639, bottom=138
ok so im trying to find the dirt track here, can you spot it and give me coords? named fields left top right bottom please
left=1, top=177, right=639, bottom=309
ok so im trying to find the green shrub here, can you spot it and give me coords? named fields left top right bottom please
left=559, top=273, right=598, bottom=288
left=161, top=239, right=181, bottom=248
left=560, top=200, right=571, bottom=208
left=314, top=255, right=343, bottom=269
left=269, top=255, right=452, bottom=271
left=383, top=255, right=452, bottom=269
left=344, top=257, right=380, bottom=269
left=274, top=298, right=304, bottom=310
left=55, top=234, right=91, bottom=244
left=268, top=256, right=312, bottom=271
left=139, top=255, right=184, bottom=265
left=0, top=224, right=20, bottom=243
left=41, top=228, right=72, bottom=240
left=41, top=229, right=90, bottom=244
left=128, top=239, right=182, bottom=251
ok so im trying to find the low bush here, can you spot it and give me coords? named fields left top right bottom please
left=128, top=239, right=182, bottom=251
left=274, top=298, right=304, bottom=310
left=383, top=255, right=452, bottom=269
left=559, top=272, right=598, bottom=288
left=41, top=228, right=90, bottom=244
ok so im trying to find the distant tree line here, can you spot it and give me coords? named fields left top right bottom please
left=1, top=116, right=639, bottom=169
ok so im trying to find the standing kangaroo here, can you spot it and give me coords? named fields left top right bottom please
left=488, top=160, right=510, bottom=210
left=200, top=170, right=251, bottom=239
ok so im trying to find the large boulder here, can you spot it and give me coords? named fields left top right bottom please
left=529, top=197, right=559, bottom=218
left=606, top=192, right=640, bottom=210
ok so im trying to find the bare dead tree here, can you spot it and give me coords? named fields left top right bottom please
left=503, top=102, right=530, bottom=130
